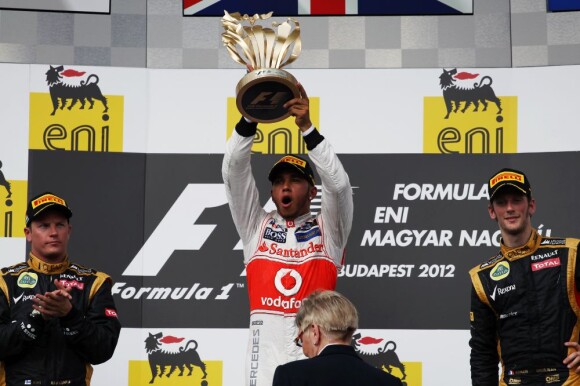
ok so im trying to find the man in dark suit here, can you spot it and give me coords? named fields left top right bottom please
left=272, top=290, right=402, bottom=386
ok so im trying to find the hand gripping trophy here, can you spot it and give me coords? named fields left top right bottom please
left=222, top=11, right=302, bottom=123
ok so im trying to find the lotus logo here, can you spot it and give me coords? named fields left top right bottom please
left=17, top=272, right=38, bottom=288
left=490, top=261, right=510, bottom=281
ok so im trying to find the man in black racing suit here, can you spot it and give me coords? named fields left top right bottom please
left=469, top=168, right=580, bottom=386
left=0, top=192, right=121, bottom=386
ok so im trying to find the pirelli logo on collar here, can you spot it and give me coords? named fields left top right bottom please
left=32, top=194, right=66, bottom=209
left=490, top=171, right=524, bottom=187
left=277, top=156, right=306, bottom=168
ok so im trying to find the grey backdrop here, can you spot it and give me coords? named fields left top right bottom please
left=0, top=0, right=579, bottom=68
left=27, top=150, right=580, bottom=329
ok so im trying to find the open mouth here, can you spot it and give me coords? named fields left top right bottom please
left=282, top=196, right=292, bottom=205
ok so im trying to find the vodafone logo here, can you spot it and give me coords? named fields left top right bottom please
left=274, top=268, right=302, bottom=296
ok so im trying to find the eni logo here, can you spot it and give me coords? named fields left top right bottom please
left=423, top=68, right=518, bottom=154
left=490, top=261, right=510, bottom=281
left=29, top=65, right=124, bottom=152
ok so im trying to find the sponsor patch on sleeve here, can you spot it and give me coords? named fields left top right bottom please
left=295, top=227, right=321, bottom=242
left=540, top=238, right=566, bottom=246
left=480, top=254, right=503, bottom=269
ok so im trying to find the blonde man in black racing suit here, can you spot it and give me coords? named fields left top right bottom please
left=0, top=192, right=121, bottom=386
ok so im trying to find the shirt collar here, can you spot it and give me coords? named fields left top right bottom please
left=500, top=228, right=541, bottom=260
left=27, top=253, right=70, bottom=274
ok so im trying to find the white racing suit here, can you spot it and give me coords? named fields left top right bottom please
left=222, top=118, right=353, bottom=386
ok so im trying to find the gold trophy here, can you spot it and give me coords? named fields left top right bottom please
left=222, top=11, right=302, bottom=123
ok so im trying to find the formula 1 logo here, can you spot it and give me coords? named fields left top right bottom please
left=122, top=184, right=227, bottom=276
left=122, top=183, right=321, bottom=277
left=274, top=268, right=302, bottom=296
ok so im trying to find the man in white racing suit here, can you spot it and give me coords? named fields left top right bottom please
left=222, top=83, right=353, bottom=386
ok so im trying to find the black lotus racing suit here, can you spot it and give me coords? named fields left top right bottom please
left=469, top=229, right=580, bottom=386
left=0, top=253, right=121, bottom=386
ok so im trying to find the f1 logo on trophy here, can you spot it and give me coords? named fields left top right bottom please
left=222, top=11, right=302, bottom=123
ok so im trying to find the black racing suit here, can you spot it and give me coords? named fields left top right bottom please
left=0, top=253, right=121, bottom=386
left=469, top=229, right=580, bottom=386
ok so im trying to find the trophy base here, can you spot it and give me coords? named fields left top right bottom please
left=236, top=69, right=299, bottom=123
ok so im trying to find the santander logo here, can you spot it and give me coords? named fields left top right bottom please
left=258, top=242, right=269, bottom=252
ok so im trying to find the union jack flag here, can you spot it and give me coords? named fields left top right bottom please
left=184, top=0, right=472, bottom=16
left=547, top=0, right=580, bottom=11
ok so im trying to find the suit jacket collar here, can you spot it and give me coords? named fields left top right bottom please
left=318, top=344, right=359, bottom=358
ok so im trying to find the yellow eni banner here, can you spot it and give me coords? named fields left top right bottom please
left=226, top=97, right=320, bottom=155
left=29, top=92, right=124, bottom=152
left=423, top=69, right=517, bottom=154
left=128, top=359, right=222, bottom=386
left=0, top=180, right=27, bottom=238
left=388, top=361, right=422, bottom=386
left=29, top=66, right=124, bottom=152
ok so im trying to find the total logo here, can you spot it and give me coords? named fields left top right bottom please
left=531, top=257, right=561, bottom=272
left=56, top=279, right=85, bottom=290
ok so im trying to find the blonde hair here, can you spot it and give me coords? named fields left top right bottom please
left=296, top=290, right=358, bottom=341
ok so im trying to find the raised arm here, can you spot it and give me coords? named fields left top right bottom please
left=222, top=117, right=267, bottom=246
left=285, top=84, right=353, bottom=254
